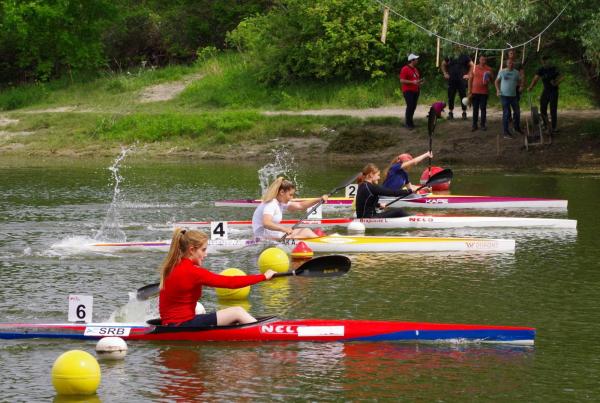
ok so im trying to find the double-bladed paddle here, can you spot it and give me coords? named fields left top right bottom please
left=136, top=254, right=351, bottom=301
left=280, top=172, right=360, bottom=241
left=383, top=168, right=453, bottom=208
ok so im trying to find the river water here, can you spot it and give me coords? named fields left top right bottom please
left=0, top=156, right=599, bottom=401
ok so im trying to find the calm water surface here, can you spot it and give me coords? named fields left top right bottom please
left=1, top=158, right=599, bottom=401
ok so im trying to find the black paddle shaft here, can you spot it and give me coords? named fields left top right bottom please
left=136, top=255, right=351, bottom=300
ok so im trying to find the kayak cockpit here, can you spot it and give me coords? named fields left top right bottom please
left=146, top=316, right=278, bottom=334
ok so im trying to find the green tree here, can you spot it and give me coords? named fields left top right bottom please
left=228, top=0, right=434, bottom=83
left=0, top=0, right=115, bottom=82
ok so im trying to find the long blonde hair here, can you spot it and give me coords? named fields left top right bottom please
left=357, top=163, right=380, bottom=184
left=159, top=228, right=208, bottom=288
left=261, top=177, right=296, bottom=202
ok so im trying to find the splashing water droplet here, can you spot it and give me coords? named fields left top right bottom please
left=258, top=145, right=300, bottom=195
left=94, top=146, right=134, bottom=242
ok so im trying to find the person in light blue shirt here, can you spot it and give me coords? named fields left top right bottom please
left=495, top=58, right=522, bottom=138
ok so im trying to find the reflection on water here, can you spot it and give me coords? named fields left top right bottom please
left=143, top=342, right=533, bottom=401
left=1, top=161, right=599, bottom=401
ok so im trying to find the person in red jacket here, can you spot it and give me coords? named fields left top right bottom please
left=159, top=228, right=276, bottom=327
left=399, top=53, right=424, bottom=129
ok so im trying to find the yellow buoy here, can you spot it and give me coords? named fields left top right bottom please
left=215, top=268, right=251, bottom=300
left=257, top=247, right=290, bottom=273
left=51, top=350, right=101, bottom=395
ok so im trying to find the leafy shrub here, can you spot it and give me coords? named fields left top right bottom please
left=227, top=0, right=432, bottom=83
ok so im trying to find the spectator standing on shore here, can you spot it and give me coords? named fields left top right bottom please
left=527, top=54, right=563, bottom=134
left=468, top=54, right=494, bottom=131
left=399, top=54, right=423, bottom=130
left=441, top=49, right=473, bottom=120
left=505, top=49, right=526, bottom=122
left=495, top=58, right=523, bottom=139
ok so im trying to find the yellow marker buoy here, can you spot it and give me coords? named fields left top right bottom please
left=215, top=268, right=251, bottom=300
left=257, top=247, right=290, bottom=273
left=51, top=350, right=101, bottom=395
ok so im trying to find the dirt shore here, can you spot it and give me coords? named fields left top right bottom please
left=1, top=105, right=599, bottom=171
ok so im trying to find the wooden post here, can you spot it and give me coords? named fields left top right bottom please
left=473, top=49, right=478, bottom=72
left=500, top=50, right=504, bottom=71
left=436, top=37, right=441, bottom=67
left=381, top=7, right=389, bottom=44
left=537, top=35, right=541, bottom=52
left=522, top=45, right=526, bottom=64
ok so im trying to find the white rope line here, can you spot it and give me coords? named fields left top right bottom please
left=373, top=0, right=571, bottom=52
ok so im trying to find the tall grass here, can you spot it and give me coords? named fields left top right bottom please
left=180, top=52, right=598, bottom=110
left=0, top=64, right=199, bottom=111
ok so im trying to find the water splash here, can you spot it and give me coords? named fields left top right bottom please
left=257, top=145, right=299, bottom=195
left=108, top=294, right=159, bottom=322
left=94, top=146, right=134, bottom=242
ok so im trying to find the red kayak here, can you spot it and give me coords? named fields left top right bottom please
left=0, top=316, right=535, bottom=345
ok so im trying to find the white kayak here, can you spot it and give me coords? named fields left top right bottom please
left=176, top=215, right=577, bottom=230
left=68, top=239, right=257, bottom=253
left=84, top=234, right=515, bottom=253
left=215, top=194, right=568, bottom=210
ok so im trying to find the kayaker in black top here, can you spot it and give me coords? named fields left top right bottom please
left=355, top=163, right=412, bottom=219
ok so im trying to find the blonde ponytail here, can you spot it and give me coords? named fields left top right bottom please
left=261, top=177, right=296, bottom=202
left=159, top=228, right=208, bottom=288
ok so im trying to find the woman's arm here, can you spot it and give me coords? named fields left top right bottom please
left=263, top=214, right=292, bottom=235
left=401, top=151, right=432, bottom=169
left=369, top=182, right=412, bottom=197
left=287, top=195, right=328, bottom=212
left=195, top=268, right=268, bottom=288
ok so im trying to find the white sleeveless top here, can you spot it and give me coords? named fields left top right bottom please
left=252, top=199, right=289, bottom=238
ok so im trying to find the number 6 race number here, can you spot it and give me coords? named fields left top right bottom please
left=68, top=294, right=93, bottom=323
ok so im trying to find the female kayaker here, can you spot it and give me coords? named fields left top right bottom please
left=382, top=151, right=432, bottom=192
left=159, top=228, right=276, bottom=327
left=356, top=163, right=412, bottom=218
left=252, top=177, right=328, bottom=239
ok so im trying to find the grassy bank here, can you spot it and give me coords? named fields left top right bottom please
left=0, top=52, right=598, bottom=160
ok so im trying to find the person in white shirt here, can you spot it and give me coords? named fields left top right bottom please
left=252, top=177, right=328, bottom=239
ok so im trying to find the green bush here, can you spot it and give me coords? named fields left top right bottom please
left=227, top=0, right=432, bottom=83
left=0, top=83, right=49, bottom=110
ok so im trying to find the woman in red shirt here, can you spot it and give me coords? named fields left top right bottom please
left=159, top=228, right=276, bottom=327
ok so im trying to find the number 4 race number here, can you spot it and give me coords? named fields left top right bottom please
left=210, top=221, right=229, bottom=240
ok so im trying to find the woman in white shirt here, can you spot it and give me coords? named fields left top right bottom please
left=252, top=177, right=328, bottom=239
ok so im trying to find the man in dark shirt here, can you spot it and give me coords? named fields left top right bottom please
left=527, top=55, right=563, bottom=133
left=441, top=51, right=473, bottom=120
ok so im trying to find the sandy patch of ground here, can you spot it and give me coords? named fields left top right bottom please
left=138, top=73, right=204, bottom=103
left=264, top=106, right=600, bottom=120
left=0, top=117, right=19, bottom=126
